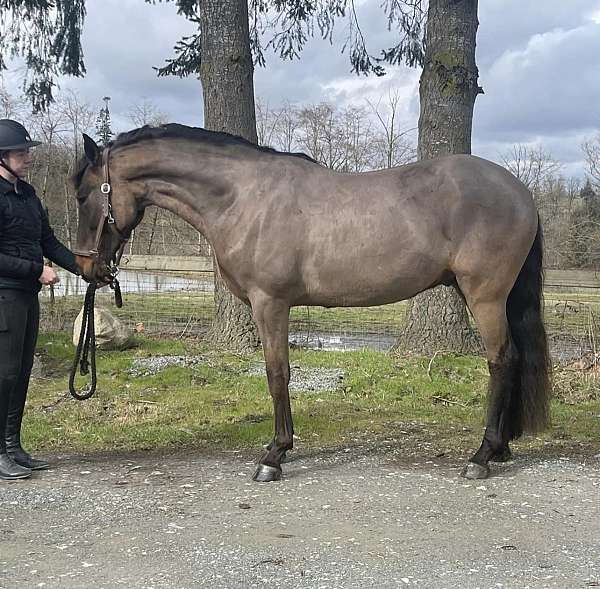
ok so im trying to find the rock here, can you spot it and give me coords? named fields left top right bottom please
left=73, top=305, right=134, bottom=350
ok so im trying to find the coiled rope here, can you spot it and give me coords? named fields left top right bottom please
left=68, top=278, right=122, bottom=400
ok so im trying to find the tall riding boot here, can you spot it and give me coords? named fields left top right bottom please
left=5, top=370, right=49, bottom=471
left=0, top=377, right=31, bottom=480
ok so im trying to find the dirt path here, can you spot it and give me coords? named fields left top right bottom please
left=1, top=445, right=599, bottom=589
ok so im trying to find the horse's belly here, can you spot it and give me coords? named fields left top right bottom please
left=298, top=287, right=417, bottom=308
left=296, top=259, right=448, bottom=307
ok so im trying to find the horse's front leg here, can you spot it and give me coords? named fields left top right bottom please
left=250, top=295, right=293, bottom=482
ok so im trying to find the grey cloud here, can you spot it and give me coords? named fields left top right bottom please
left=471, top=3, right=600, bottom=176
left=477, top=0, right=598, bottom=68
left=475, top=22, right=600, bottom=140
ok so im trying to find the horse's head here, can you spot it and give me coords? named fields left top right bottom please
left=72, top=134, right=143, bottom=283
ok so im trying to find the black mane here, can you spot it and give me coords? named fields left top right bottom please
left=113, top=124, right=317, bottom=162
left=72, top=124, right=318, bottom=189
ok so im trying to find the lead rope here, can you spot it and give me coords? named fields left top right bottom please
left=68, top=273, right=123, bottom=400
left=69, top=282, right=98, bottom=400
left=110, top=275, right=123, bottom=308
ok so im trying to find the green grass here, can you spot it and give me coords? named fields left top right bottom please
left=24, top=332, right=600, bottom=459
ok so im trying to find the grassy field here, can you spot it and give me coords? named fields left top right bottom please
left=24, top=332, right=600, bottom=459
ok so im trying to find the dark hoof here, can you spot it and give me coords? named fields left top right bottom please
left=491, top=447, right=512, bottom=463
left=461, top=462, right=490, bottom=480
left=252, top=464, right=282, bottom=482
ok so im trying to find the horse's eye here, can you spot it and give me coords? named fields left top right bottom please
left=76, top=191, right=89, bottom=204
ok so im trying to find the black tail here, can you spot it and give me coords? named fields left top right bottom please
left=505, top=218, right=552, bottom=437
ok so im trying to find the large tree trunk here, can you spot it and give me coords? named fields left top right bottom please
left=199, top=0, right=259, bottom=352
left=397, top=0, right=483, bottom=355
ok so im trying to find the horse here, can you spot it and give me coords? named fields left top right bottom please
left=71, top=124, right=551, bottom=482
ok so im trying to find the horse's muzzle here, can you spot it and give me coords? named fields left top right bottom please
left=75, top=256, right=113, bottom=284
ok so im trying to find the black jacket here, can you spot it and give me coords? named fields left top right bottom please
left=0, top=176, right=79, bottom=292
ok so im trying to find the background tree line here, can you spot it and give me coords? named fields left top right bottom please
left=2, top=83, right=599, bottom=270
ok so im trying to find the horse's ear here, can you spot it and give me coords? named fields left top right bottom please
left=82, top=133, right=101, bottom=165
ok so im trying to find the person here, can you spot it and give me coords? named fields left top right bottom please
left=0, top=119, right=80, bottom=480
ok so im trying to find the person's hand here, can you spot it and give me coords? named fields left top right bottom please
left=39, top=265, right=60, bottom=286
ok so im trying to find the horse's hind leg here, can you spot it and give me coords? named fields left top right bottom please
left=250, top=295, right=294, bottom=482
left=460, top=296, right=519, bottom=479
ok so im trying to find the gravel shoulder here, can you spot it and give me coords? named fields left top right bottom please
left=1, top=445, right=599, bottom=589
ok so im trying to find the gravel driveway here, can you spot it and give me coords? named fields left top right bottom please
left=1, top=445, right=599, bottom=589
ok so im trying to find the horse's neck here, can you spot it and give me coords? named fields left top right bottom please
left=133, top=145, right=252, bottom=239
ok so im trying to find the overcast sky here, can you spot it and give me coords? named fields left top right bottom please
left=3, top=0, right=600, bottom=179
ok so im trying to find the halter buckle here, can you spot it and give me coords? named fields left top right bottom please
left=100, top=182, right=111, bottom=194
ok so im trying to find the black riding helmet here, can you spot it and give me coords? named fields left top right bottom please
left=0, top=119, right=41, bottom=184
left=0, top=119, right=42, bottom=151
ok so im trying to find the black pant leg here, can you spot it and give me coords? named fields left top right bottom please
left=6, top=293, right=40, bottom=447
left=0, top=290, right=29, bottom=452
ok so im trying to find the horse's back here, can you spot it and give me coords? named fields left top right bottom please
left=234, top=154, right=538, bottom=307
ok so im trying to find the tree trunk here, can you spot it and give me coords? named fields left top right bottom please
left=199, top=0, right=259, bottom=352
left=396, top=0, right=483, bottom=355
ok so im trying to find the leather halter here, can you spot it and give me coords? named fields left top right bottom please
left=72, top=148, right=129, bottom=265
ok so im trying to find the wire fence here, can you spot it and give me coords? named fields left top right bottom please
left=38, top=251, right=600, bottom=365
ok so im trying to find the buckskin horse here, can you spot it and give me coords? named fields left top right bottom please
left=72, top=124, right=551, bottom=482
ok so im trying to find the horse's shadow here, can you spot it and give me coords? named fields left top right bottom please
left=275, top=443, right=597, bottom=481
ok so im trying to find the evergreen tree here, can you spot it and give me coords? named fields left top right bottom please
left=580, top=178, right=597, bottom=201
left=95, top=96, right=113, bottom=147
left=396, top=0, right=483, bottom=354
left=147, top=0, right=426, bottom=78
left=2, top=0, right=481, bottom=352
left=0, top=0, right=86, bottom=112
